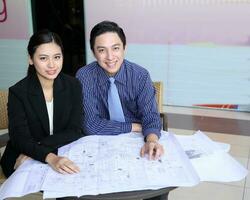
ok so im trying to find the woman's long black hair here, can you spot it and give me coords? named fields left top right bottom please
left=27, top=29, right=63, bottom=75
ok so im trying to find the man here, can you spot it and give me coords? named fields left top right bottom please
left=76, top=21, right=166, bottom=199
left=76, top=21, right=164, bottom=159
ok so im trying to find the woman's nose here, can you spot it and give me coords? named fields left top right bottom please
left=48, top=59, right=55, bottom=68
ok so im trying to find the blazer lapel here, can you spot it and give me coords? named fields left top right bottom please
left=53, top=74, right=69, bottom=133
left=28, top=74, right=50, bottom=134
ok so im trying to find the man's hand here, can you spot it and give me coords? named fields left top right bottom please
left=132, top=123, right=142, bottom=132
left=140, top=133, right=164, bottom=160
left=14, top=154, right=31, bottom=169
left=45, top=153, right=80, bottom=174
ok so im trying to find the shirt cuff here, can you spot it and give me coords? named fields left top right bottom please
left=121, top=122, right=132, bottom=134
left=143, top=128, right=161, bottom=140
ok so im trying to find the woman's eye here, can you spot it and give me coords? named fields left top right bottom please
left=39, top=57, right=47, bottom=61
left=54, top=55, right=61, bottom=60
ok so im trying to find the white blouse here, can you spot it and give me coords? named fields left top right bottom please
left=46, top=99, right=54, bottom=135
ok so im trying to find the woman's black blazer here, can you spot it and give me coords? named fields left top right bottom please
left=0, top=72, right=83, bottom=177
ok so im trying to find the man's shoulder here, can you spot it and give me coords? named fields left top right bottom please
left=76, top=61, right=98, bottom=76
left=75, top=61, right=100, bottom=85
left=124, top=59, right=149, bottom=77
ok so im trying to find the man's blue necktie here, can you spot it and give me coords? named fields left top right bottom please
left=108, top=77, right=125, bottom=122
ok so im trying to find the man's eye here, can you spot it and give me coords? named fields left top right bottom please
left=98, top=49, right=104, bottom=53
left=114, top=47, right=120, bottom=51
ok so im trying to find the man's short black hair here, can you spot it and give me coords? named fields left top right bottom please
left=90, top=21, right=126, bottom=52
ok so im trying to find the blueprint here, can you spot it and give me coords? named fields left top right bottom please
left=175, top=131, right=248, bottom=182
left=0, top=131, right=248, bottom=199
left=42, top=133, right=199, bottom=198
left=0, top=159, right=48, bottom=199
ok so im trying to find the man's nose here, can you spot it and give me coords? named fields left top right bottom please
left=106, top=50, right=113, bottom=60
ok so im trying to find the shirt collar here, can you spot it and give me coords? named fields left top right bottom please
left=113, top=60, right=126, bottom=85
left=96, top=62, right=110, bottom=86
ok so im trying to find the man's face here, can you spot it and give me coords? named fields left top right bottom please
left=93, top=32, right=125, bottom=76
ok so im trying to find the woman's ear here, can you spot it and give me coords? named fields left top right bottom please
left=28, top=56, right=33, bottom=65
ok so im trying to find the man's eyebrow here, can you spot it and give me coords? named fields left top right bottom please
left=96, top=46, right=106, bottom=49
left=112, top=43, right=121, bottom=47
left=98, top=43, right=121, bottom=47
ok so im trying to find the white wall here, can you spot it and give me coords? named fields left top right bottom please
left=0, top=0, right=33, bottom=90
left=84, top=0, right=250, bottom=110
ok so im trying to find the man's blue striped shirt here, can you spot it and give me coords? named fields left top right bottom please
left=76, top=59, right=161, bottom=138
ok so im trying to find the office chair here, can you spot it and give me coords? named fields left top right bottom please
left=0, top=90, right=8, bottom=183
left=153, top=82, right=168, bottom=131
left=0, top=90, right=8, bottom=130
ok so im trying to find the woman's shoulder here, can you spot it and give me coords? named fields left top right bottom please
left=58, top=73, right=82, bottom=91
left=59, top=73, right=80, bottom=84
left=9, top=76, right=29, bottom=92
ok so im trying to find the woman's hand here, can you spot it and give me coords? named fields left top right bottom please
left=140, top=133, right=164, bottom=160
left=14, top=154, right=31, bottom=169
left=45, top=153, right=80, bottom=174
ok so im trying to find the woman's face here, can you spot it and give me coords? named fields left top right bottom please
left=29, top=42, right=63, bottom=82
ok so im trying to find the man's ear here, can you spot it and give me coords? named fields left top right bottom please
left=92, top=50, right=97, bottom=59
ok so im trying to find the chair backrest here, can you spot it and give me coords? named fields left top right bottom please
left=0, top=90, right=8, bottom=129
left=153, top=82, right=163, bottom=112
left=0, top=90, right=8, bottom=181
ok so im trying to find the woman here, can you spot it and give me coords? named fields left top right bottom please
left=0, top=29, right=83, bottom=177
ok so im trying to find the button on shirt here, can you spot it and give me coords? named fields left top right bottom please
left=76, top=59, right=161, bottom=138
